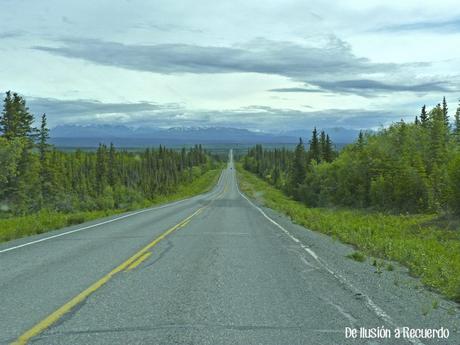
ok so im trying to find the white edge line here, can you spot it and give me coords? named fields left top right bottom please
left=0, top=170, right=226, bottom=254
left=235, top=176, right=425, bottom=345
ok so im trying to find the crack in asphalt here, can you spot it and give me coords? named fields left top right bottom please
left=34, top=323, right=344, bottom=337
left=141, top=240, right=174, bottom=270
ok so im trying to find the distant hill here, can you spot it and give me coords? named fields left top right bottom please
left=50, top=125, right=361, bottom=147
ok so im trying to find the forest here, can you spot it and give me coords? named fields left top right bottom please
left=243, top=97, right=460, bottom=215
left=0, top=91, right=219, bottom=218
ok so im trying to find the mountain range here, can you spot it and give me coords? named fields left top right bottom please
left=50, top=125, right=361, bottom=147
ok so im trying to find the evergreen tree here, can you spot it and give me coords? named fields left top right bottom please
left=319, top=130, right=327, bottom=162
left=108, top=142, right=117, bottom=187
left=0, top=92, right=35, bottom=141
left=0, top=91, right=14, bottom=138
left=288, top=138, right=306, bottom=196
left=429, top=105, right=449, bottom=167
left=420, top=105, right=428, bottom=126
left=37, top=114, right=52, bottom=204
left=319, top=131, right=334, bottom=162
left=454, top=100, right=460, bottom=141
left=242, top=99, right=460, bottom=214
left=323, top=134, right=334, bottom=162
left=357, top=130, right=364, bottom=147
left=38, top=114, right=49, bottom=162
left=95, top=144, right=108, bottom=195
left=442, top=96, right=449, bottom=128
left=309, top=127, right=320, bottom=162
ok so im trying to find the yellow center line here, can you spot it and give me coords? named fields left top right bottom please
left=12, top=205, right=206, bottom=345
left=13, top=175, right=230, bottom=345
left=125, top=252, right=152, bottom=272
left=179, top=219, right=191, bottom=228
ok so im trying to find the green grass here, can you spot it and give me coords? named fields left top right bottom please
left=0, top=167, right=222, bottom=243
left=346, top=251, right=366, bottom=262
left=236, top=163, right=460, bottom=302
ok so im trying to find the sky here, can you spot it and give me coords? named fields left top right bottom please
left=0, top=0, right=460, bottom=132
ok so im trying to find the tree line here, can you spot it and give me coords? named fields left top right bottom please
left=0, top=91, right=217, bottom=216
left=243, top=97, right=460, bottom=214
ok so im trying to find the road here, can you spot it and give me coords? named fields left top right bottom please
left=0, top=151, right=458, bottom=345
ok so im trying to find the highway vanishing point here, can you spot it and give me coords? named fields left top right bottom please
left=0, top=151, right=458, bottom=345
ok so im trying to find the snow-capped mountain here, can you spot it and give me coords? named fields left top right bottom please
left=50, top=125, right=360, bottom=147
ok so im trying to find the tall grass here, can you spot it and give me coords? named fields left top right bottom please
left=237, top=164, right=460, bottom=302
left=0, top=167, right=222, bottom=243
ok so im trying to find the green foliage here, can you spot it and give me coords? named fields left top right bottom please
left=237, top=164, right=460, bottom=301
left=288, top=138, right=307, bottom=198
left=66, top=214, right=86, bottom=226
left=442, top=96, right=449, bottom=128
left=243, top=100, right=460, bottom=215
left=447, top=154, right=460, bottom=214
left=420, top=105, right=428, bottom=126
left=308, top=127, right=320, bottom=162
left=0, top=91, right=35, bottom=141
left=454, top=100, right=460, bottom=142
left=0, top=166, right=222, bottom=242
left=0, top=137, right=26, bottom=185
left=0, top=91, right=222, bottom=241
left=346, top=251, right=366, bottom=262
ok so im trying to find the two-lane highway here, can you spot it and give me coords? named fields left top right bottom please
left=1, top=151, right=458, bottom=344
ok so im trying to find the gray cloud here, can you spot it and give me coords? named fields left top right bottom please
left=27, top=97, right=173, bottom=127
left=27, top=96, right=403, bottom=131
left=377, top=18, right=460, bottom=33
left=269, top=87, right=325, bottom=93
left=34, top=37, right=455, bottom=99
left=33, top=37, right=396, bottom=79
left=28, top=97, right=162, bottom=116
left=271, top=79, right=455, bottom=96
left=223, top=106, right=399, bottom=130
left=0, top=30, right=25, bottom=39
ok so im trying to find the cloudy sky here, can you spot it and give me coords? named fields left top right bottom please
left=1, top=0, right=459, bottom=131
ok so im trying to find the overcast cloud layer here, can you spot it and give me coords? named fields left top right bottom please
left=1, top=0, right=460, bottom=131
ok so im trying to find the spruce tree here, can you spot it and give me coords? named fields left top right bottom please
left=454, top=100, right=460, bottom=140
left=0, top=92, right=35, bottom=141
left=95, top=144, right=108, bottom=195
left=357, top=130, right=364, bottom=147
left=309, top=127, right=320, bottom=162
left=38, top=114, right=49, bottom=162
left=325, top=134, right=334, bottom=162
left=288, top=138, right=306, bottom=196
left=108, top=143, right=117, bottom=187
left=442, top=96, right=449, bottom=128
left=0, top=91, right=14, bottom=138
left=429, top=106, right=449, bottom=166
left=420, top=105, right=428, bottom=126
left=319, top=130, right=327, bottom=162
left=37, top=113, right=51, bottom=205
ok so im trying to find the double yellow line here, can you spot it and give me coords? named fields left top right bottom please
left=12, top=205, right=208, bottom=345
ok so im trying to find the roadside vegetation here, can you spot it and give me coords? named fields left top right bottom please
left=238, top=98, right=460, bottom=301
left=237, top=165, right=460, bottom=301
left=0, top=91, right=222, bottom=242
left=0, top=167, right=221, bottom=243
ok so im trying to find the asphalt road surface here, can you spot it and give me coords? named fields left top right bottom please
left=1, top=151, right=458, bottom=345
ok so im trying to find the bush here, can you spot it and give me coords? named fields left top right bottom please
left=237, top=164, right=460, bottom=301
left=448, top=153, right=460, bottom=214
left=346, top=251, right=366, bottom=262
left=66, top=214, right=86, bottom=226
